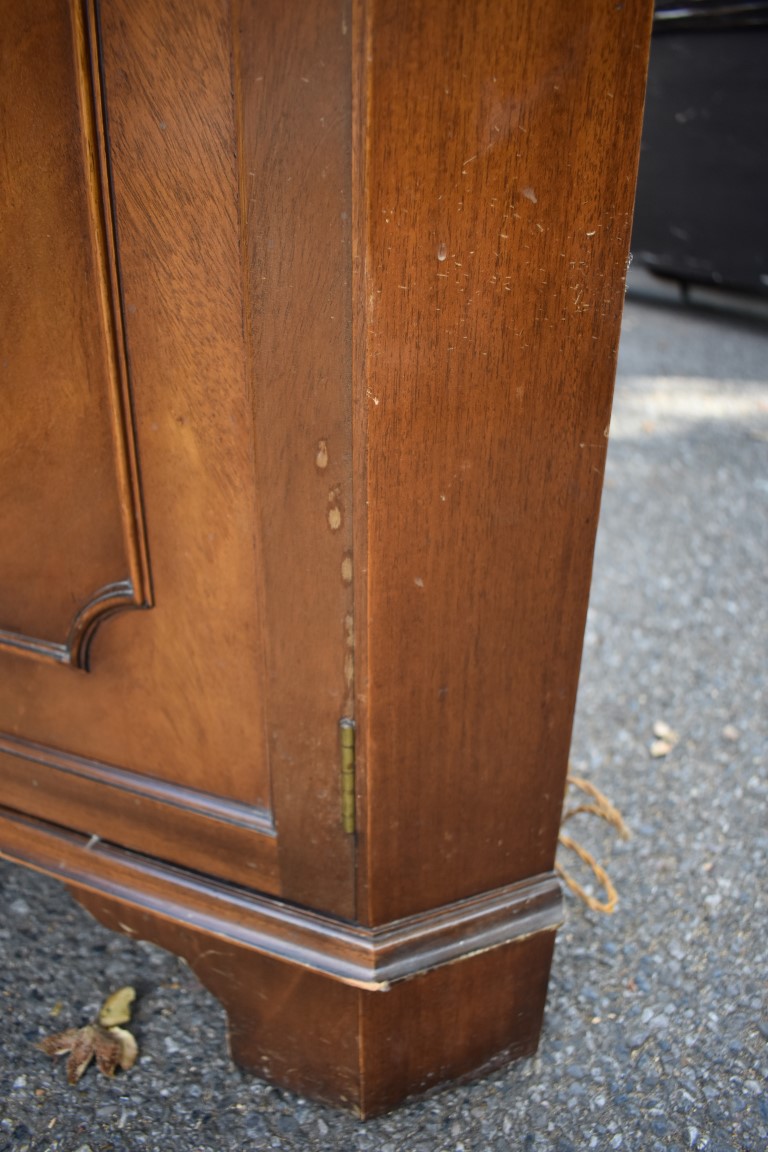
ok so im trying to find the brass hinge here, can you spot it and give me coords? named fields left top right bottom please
left=339, top=718, right=356, bottom=835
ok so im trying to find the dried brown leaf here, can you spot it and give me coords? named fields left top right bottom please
left=40, top=1021, right=140, bottom=1083
left=110, top=1025, right=139, bottom=1071
left=66, top=1025, right=99, bottom=1084
left=91, top=1025, right=125, bottom=1077
left=38, top=1028, right=82, bottom=1058
left=98, top=986, right=136, bottom=1028
left=38, top=990, right=139, bottom=1083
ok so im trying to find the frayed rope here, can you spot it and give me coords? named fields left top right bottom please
left=555, top=772, right=630, bottom=915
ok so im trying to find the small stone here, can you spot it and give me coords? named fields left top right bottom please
left=653, top=720, right=678, bottom=742
left=722, top=725, right=740, bottom=741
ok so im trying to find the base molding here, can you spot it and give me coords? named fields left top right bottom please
left=0, top=806, right=559, bottom=1114
left=0, top=807, right=561, bottom=988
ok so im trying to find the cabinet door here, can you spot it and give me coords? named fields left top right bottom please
left=0, top=0, right=355, bottom=916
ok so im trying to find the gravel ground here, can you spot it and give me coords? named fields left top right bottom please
left=2, top=270, right=767, bottom=1151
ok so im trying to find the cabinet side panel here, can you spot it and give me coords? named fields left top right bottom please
left=360, top=0, right=652, bottom=921
left=0, top=0, right=149, bottom=660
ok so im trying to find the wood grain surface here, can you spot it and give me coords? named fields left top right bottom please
left=0, top=0, right=150, bottom=664
left=0, top=0, right=357, bottom=911
left=231, top=0, right=356, bottom=910
left=356, top=0, right=653, bottom=923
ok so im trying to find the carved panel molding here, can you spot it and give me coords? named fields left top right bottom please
left=0, top=0, right=151, bottom=670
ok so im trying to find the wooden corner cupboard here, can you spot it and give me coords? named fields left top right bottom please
left=0, top=0, right=652, bottom=1116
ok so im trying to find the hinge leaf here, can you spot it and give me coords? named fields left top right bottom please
left=339, top=718, right=356, bottom=835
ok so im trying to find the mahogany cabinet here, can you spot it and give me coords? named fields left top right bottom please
left=0, top=0, right=652, bottom=1115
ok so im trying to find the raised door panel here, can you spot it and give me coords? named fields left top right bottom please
left=0, top=0, right=151, bottom=666
left=0, top=0, right=355, bottom=915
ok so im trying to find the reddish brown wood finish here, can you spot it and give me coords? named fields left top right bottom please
left=0, top=0, right=150, bottom=665
left=0, top=0, right=652, bottom=1113
left=229, top=0, right=356, bottom=908
left=357, top=0, right=652, bottom=923
left=0, top=0, right=355, bottom=913
left=73, top=883, right=554, bottom=1118
left=0, top=810, right=561, bottom=989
